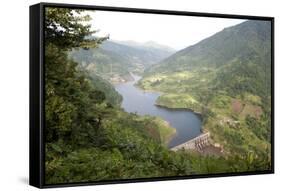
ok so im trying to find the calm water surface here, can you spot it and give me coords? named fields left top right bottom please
left=115, top=74, right=202, bottom=147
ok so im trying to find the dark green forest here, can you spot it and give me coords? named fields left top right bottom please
left=45, top=8, right=271, bottom=184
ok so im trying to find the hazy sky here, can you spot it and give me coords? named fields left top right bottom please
left=87, top=11, right=245, bottom=50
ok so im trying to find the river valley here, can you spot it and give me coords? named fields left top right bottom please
left=115, top=74, right=202, bottom=147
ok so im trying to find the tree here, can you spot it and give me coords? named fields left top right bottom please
left=45, top=8, right=108, bottom=144
left=45, top=7, right=108, bottom=50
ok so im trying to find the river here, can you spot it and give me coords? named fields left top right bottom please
left=114, top=74, right=202, bottom=148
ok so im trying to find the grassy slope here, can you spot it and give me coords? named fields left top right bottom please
left=138, top=21, right=271, bottom=161
left=139, top=67, right=271, bottom=159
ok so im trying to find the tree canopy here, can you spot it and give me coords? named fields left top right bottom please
left=45, top=7, right=107, bottom=50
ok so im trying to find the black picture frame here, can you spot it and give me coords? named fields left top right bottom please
left=30, top=2, right=275, bottom=189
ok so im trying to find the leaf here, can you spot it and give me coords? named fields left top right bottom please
left=51, top=143, right=63, bottom=153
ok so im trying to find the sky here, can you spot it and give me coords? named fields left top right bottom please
left=87, top=10, right=246, bottom=50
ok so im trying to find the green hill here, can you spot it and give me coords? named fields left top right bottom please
left=46, top=43, right=270, bottom=184
left=69, top=40, right=175, bottom=83
left=139, top=20, right=272, bottom=157
left=45, top=8, right=271, bottom=184
left=146, top=20, right=271, bottom=72
left=114, top=40, right=175, bottom=63
left=103, top=40, right=175, bottom=67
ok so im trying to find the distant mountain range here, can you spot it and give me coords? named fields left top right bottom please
left=69, top=40, right=175, bottom=82
left=114, top=40, right=176, bottom=53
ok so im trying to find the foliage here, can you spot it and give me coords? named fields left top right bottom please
left=45, top=7, right=107, bottom=50
left=139, top=20, right=272, bottom=168
left=45, top=9, right=271, bottom=184
left=68, top=40, right=174, bottom=82
left=156, top=93, right=201, bottom=112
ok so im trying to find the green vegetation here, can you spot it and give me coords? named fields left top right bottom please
left=139, top=20, right=272, bottom=168
left=69, top=45, right=135, bottom=83
left=149, top=117, right=177, bottom=145
left=87, top=73, right=122, bottom=106
left=45, top=8, right=271, bottom=184
left=156, top=93, right=201, bottom=112
left=69, top=40, right=174, bottom=83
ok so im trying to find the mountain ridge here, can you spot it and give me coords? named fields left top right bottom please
left=114, top=40, right=176, bottom=53
left=146, top=20, right=271, bottom=74
left=138, top=20, right=272, bottom=157
left=69, top=40, right=175, bottom=83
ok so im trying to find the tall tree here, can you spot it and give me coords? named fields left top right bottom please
left=45, top=7, right=107, bottom=50
left=45, top=8, right=108, bottom=144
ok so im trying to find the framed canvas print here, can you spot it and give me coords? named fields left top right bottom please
left=29, top=2, right=274, bottom=188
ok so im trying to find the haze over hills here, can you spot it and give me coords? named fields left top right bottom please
left=139, top=20, right=272, bottom=157
left=114, top=40, right=176, bottom=53
left=69, top=40, right=175, bottom=83
left=101, top=40, right=175, bottom=67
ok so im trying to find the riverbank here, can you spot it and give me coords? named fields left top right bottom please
left=114, top=74, right=202, bottom=148
left=135, top=80, right=226, bottom=155
left=151, top=117, right=177, bottom=145
left=116, top=74, right=228, bottom=157
left=110, top=73, right=134, bottom=85
left=154, top=103, right=202, bottom=117
left=135, top=80, right=203, bottom=116
left=156, top=93, right=202, bottom=111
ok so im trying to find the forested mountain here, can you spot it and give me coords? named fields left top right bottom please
left=147, top=20, right=271, bottom=71
left=69, top=40, right=175, bottom=83
left=45, top=8, right=190, bottom=184
left=142, top=20, right=271, bottom=100
left=139, top=20, right=272, bottom=159
left=115, top=40, right=175, bottom=59
left=103, top=40, right=175, bottom=66
left=45, top=8, right=271, bottom=184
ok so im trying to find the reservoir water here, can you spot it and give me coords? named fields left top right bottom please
left=114, top=74, right=202, bottom=147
